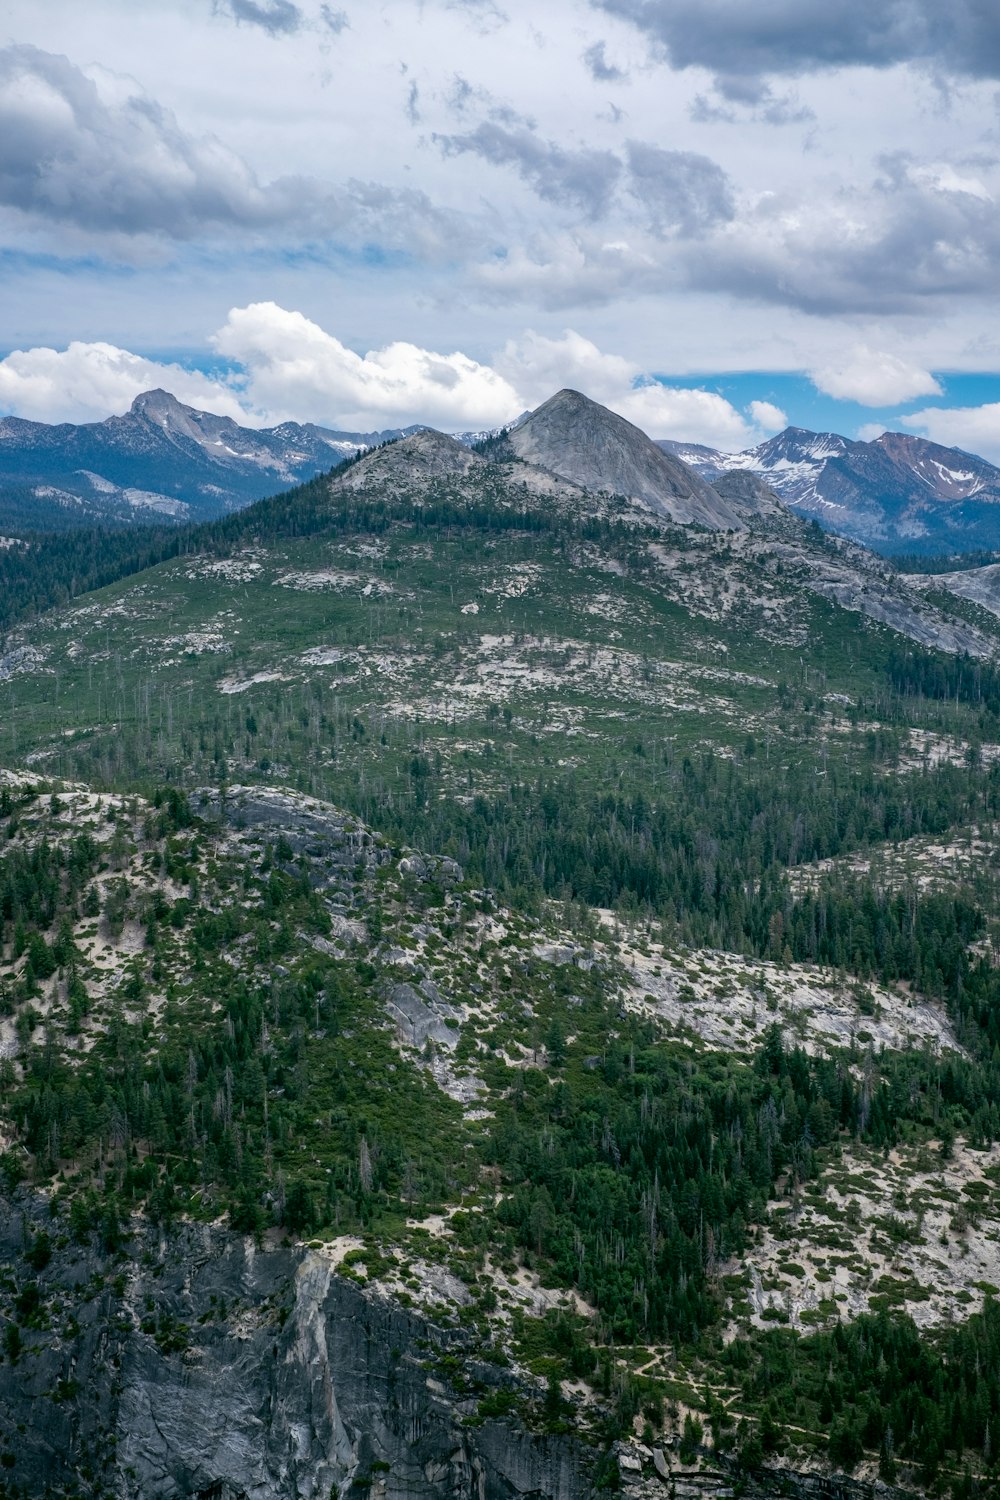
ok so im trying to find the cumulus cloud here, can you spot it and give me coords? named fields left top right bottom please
left=682, top=152, right=1000, bottom=316
left=435, top=122, right=622, bottom=219
left=0, top=342, right=248, bottom=425
left=616, top=384, right=770, bottom=448
left=811, top=347, right=942, bottom=405
left=0, top=45, right=465, bottom=258
left=220, top=0, right=303, bottom=34
left=902, top=403, right=1000, bottom=464
left=593, top=0, right=1000, bottom=82
left=748, top=400, right=787, bottom=431
left=583, top=41, right=628, bottom=83
left=625, top=141, right=735, bottom=235
left=212, top=302, right=523, bottom=429
left=0, top=307, right=793, bottom=447
left=495, top=329, right=772, bottom=448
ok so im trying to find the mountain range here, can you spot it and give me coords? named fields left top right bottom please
left=0, top=388, right=418, bottom=528
left=5, top=387, right=1000, bottom=557
left=661, top=426, right=1000, bottom=553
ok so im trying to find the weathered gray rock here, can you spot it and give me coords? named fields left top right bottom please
left=507, top=390, right=745, bottom=530
left=399, top=852, right=463, bottom=885
left=333, top=429, right=485, bottom=494
left=385, top=981, right=461, bottom=1049
left=0, top=1196, right=592, bottom=1500
left=711, top=470, right=787, bottom=520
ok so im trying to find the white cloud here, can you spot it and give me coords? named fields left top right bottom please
left=616, top=383, right=761, bottom=448
left=0, top=307, right=836, bottom=449
left=496, top=329, right=773, bottom=448
left=495, top=327, right=636, bottom=407
left=810, top=346, right=942, bottom=406
left=0, top=341, right=248, bottom=424
left=748, top=399, right=787, bottom=431
left=212, top=302, right=523, bottom=429
left=902, top=403, right=1000, bottom=464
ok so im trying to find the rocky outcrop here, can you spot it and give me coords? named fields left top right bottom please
left=333, top=430, right=485, bottom=494
left=195, top=784, right=392, bottom=888
left=905, top=561, right=1000, bottom=622
left=507, top=391, right=745, bottom=530
left=0, top=1197, right=594, bottom=1500
left=617, top=1445, right=917, bottom=1500
left=710, top=470, right=787, bottom=520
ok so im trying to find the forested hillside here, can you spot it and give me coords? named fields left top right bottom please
left=2, top=426, right=1000, bottom=1497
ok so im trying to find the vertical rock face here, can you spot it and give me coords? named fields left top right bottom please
left=0, top=1198, right=593, bottom=1500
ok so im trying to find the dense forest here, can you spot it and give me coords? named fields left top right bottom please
left=4, top=462, right=1000, bottom=1491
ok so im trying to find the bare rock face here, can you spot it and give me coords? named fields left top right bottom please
left=905, top=561, right=1000, bottom=622
left=710, top=469, right=787, bottom=520
left=333, top=429, right=485, bottom=493
left=0, top=1196, right=593, bottom=1500
left=507, top=390, right=745, bottom=530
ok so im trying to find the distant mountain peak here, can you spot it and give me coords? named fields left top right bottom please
left=0, top=391, right=419, bottom=528
left=659, top=425, right=1000, bottom=553
left=131, top=387, right=180, bottom=409
left=129, top=388, right=192, bottom=422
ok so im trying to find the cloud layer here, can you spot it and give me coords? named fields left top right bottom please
left=3, top=0, right=1000, bottom=429
left=0, top=304, right=786, bottom=449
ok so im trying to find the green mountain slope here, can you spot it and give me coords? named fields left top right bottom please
left=2, top=397, right=1000, bottom=1496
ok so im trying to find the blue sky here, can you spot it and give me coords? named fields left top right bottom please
left=651, top=372, right=1000, bottom=449
left=2, top=2, right=1000, bottom=457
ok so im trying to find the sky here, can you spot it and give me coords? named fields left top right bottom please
left=2, top=0, right=1000, bottom=456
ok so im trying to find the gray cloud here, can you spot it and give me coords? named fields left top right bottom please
left=625, top=141, right=735, bottom=234
left=221, top=0, right=302, bottom=35
left=690, top=75, right=813, bottom=125
left=683, top=156, right=1000, bottom=315
left=0, top=45, right=302, bottom=236
left=319, top=5, right=349, bottom=32
left=445, top=74, right=534, bottom=128
left=583, top=41, right=627, bottom=82
left=593, top=0, right=1000, bottom=81
left=0, top=45, right=466, bottom=258
left=472, top=148, right=1000, bottom=319
left=435, top=122, right=622, bottom=218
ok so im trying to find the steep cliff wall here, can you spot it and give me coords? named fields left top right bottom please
left=0, top=1197, right=592, bottom=1500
